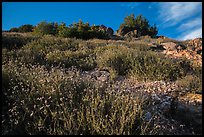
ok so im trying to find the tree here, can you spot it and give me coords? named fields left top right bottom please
left=118, top=14, right=158, bottom=38
left=124, top=13, right=135, bottom=28
left=148, top=24, right=158, bottom=38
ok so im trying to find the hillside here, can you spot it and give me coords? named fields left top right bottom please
left=2, top=32, right=202, bottom=135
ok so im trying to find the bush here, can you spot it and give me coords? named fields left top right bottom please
left=9, top=24, right=34, bottom=33
left=33, top=21, right=57, bottom=35
left=18, top=24, right=34, bottom=33
left=9, top=27, right=19, bottom=32
left=129, top=51, right=184, bottom=81
left=58, top=20, right=108, bottom=40
left=96, top=45, right=185, bottom=81
left=2, top=62, right=150, bottom=135
left=96, top=45, right=132, bottom=77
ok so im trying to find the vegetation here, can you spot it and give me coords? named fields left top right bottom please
left=9, top=24, right=34, bottom=33
left=118, top=14, right=158, bottom=38
left=7, top=14, right=158, bottom=40
left=2, top=32, right=40, bottom=50
left=33, top=21, right=58, bottom=35
left=2, top=32, right=202, bottom=135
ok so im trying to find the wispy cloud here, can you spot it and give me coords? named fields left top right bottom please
left=177, top=27, right=202, bottom=40
left=158, top=2, right=201, bottom=27
left=177, top=17, right=202, bottom=31
left=157, top=2, right=202, bottom=40
left=120, top=2, right=140, bottom=9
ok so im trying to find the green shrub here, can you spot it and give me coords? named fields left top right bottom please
left=176, top=75, right=202, bottom=94
left=129, top=51, right=183, bottom=81
left=58, top=20, right=108, bottom=40
left=9, top=27, right=19, bottom=32
left=33, top=21, right=57, bottom=35
left=96, top=45, right=132, bottom=77
left=18, top=24, right=34, bottom=33
left=9, top=24, right=34, bottom=33
left=46, top=50, right=96, bottom=71
left=2, top=62, right=150, bottom=135
left=96, top=45, right=184, bottom=81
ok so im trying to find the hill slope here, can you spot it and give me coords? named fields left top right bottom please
left=2, top=32, right=202, bottom=135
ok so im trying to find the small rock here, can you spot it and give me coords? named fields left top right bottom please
left=144, top=112, right=152, bottom=121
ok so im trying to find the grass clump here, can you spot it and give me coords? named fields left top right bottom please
left=176, top=74, right=202, bottom=94
left=46, top=49, right=96, bottom=71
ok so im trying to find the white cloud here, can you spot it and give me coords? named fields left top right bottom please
left=157, top=2, right=202, bottom=40
left=177, top=27, right=202, bottom=40
left=177, top=17, right=202, bottom=31
left=158, top=2, right=202, bottom=27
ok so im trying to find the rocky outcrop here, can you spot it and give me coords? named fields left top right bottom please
left=99, top=25, right=114, bottom=36
left=161, top=42, right=177, bottom=51
left=147, top=39, right=202, bottom=66
left=187, top=38, right=202, bottom=54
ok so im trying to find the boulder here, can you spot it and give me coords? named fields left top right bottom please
left=98, top=25, right=114, bottom=36
left=187, top=38, right=202, bottom=52
left=161, top=42, right=177, bottom=51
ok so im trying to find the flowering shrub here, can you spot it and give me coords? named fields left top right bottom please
left=2, top=61, right=150, bottom=135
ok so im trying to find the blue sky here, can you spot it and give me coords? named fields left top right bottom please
left=2, top=2, right=202, bottom=40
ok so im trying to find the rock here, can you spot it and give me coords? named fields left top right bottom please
left=144, top=112, right=152, bottom=121
left=99, top=25, right=114, bottom=36
left=188, top=38, right=202, bottom=49
left=175, top=43, right=187, bottom=51
left=161, top=42, right=177, bottom=51
left=159, top=101, right=171, bottom=114
left=150, top=44, right=166, bottom=51
left=187, top=38, right=202, bottom=56
left=92, top=70, right=110, bottom=82
left=151, top=93, right=161, bottom=102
